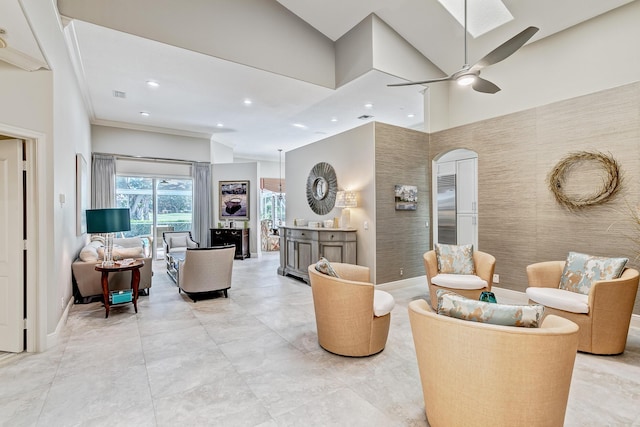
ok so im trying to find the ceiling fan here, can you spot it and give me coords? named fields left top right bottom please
left=389, top=0, right=538, bottom=94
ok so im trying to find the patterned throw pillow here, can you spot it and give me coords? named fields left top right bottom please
left=559, top=252, right=628, bottom=295
left=434, top=243, right=475, bottom=274
left=436, top=289, right=544, bottom=328
left=315, top=257, right=340, bottom=278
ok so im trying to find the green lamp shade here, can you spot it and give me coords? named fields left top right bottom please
left=86, top=208, right=131, bottom=233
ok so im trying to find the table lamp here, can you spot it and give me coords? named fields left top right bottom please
left=86, top=208, right=131, bottom=266
left=335, top=191, right=357, bottom=228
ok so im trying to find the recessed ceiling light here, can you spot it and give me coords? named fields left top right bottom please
left=243, top=99, right=252, bottom=105
left=216, top=123, right=224, bottom=127
left=140, top=111, right=150, bottom=117
left=407, top=114, right=415, bottom=118
left=364, top=103, right=373, bottom=109
left=146, top=80, right=159, bottom=88
left=292, top=123, right=307, bottom=129
left=330, top=117, right=338, bottom=122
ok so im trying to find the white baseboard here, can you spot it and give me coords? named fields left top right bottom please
left=46, top=296, right=73, bottom=350
left=377, top=276, right=425, bottom=290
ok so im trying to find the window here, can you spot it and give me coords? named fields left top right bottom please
left=116, top=176, right=193, bottom=258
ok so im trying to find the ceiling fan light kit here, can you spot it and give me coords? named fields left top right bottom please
left=389, top=0, right=538, bottom=94
left=456, top=74, right=476, bottom=86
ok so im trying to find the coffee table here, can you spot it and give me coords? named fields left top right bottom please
left=167, top=252, right=185, bottom=284
left=95, top=260, right=144, bottom=318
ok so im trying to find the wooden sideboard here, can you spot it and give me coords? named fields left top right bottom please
left=278, top=226, right=356, bottom=283
left=210, top=228, right=250, bottom=259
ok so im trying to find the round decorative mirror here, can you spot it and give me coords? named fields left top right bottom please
left=306, top=162, right=338, bottom=215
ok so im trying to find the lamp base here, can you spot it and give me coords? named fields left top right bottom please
left=340, top=208, right=351, bottom=228
left=102, top=232, right=115, bottom=267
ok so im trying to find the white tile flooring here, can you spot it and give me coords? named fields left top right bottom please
left=1, top=252, right=639, bottom=426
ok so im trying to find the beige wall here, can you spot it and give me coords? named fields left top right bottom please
left=430, top=82, right=640, bottom=313
left=286, top=123, right=376, bottom=279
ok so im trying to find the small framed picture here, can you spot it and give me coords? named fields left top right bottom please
left=395, top=184, right=417, bottom=210
left=220, top=180, right=249, bottom=220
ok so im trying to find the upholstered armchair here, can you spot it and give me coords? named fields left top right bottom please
left=307, top=262, right=395, bottom=357
left=408, top=299, right=579, bottom=427
left=423, top=249, right=496, bottom=309
left=178, top=246, right=235, bottom=301
left=526, top=260, right=639, bottom=355
left=163, top=231, right=199, bottom=268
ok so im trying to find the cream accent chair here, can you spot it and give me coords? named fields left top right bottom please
left=163, top=231, right=199, bottom=269
left=423, top=250, right=496, bottom=309
left=307, top=263, right=394, bottom=357
left=526, top=261, right=639, bottom=355
left=408, top=299, right=579, bottom=427
left=178, top=246, right=235, bottom=301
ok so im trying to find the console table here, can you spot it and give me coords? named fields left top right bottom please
left=210, top=228, right=250, bottom=259
left=278, top=226, right=356, bottom=283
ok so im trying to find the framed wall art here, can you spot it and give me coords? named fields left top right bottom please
left=220, top=180, right=249, bottom=220
left=395, top=184, right=417, bottom=211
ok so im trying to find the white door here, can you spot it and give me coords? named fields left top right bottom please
left=0, top=139, right=24, bottom=352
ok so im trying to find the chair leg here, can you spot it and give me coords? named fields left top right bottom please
left=223, top=289, right=228, bottom=298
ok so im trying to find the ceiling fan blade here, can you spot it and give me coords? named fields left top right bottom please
left=471, top=26, right=539, bottom=71
left=387, top=76, right=452, bottom=87
left=472, top=76, right=501, bottom=94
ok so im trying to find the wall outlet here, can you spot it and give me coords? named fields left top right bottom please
left=493, top=274, right=499, bottom=284
left=400, top=268, right=404, bottom=276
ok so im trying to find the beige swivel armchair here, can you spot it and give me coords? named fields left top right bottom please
left=423, top=250, right=495, bottom=309
left=408, top=299, right=579, bottom=427
left=307, top=263, right=394, bottom=357
left=178, top=246, right=235, bottom=301
left=526, top=261, right=639, bottom=354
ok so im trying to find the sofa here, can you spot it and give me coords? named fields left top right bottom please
left=72, top=236, right=153, bottom=303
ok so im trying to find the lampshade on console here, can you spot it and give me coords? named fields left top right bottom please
left=86, top=208, right=131, bottom=266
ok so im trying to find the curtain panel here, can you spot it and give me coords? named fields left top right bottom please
left=192, top=162, right=212, bottom=246
left=91, top=154, right=116, bottom=209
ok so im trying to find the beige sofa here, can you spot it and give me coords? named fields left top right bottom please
left=72, top=237, right=153, bottom=302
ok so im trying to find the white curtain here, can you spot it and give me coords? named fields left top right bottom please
left=192, top=162, right=212, bottom=246
left=91, top=154, right=116, bottom=208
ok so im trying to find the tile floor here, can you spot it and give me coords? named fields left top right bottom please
left=1, top=252, right=639, bottom=426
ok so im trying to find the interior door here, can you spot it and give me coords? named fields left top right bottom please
left=0, top=139, right=24, bottom=352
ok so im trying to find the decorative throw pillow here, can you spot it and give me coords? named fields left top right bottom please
left=435, top=243, right=475, bottom=274
left=79, top=245, right=99, bottom=262
left=559, top=251, right=628, bottom=295
left=436, top=289, right=544, bottom=328
left=170, top=235, right=188, bottom=248
left=315, top=257, right=339, bottom=278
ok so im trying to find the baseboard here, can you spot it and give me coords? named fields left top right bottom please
left=376, top=275, right=425, bottom=290
left=46, top=296, right=73, bottom=350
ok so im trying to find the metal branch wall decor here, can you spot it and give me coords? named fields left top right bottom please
left=306, top=162, right=338, bottom=215
left=548, top=151, right=622, bottom=211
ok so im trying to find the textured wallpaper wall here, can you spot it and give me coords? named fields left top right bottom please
left=430, top=82, right=640, bottom=313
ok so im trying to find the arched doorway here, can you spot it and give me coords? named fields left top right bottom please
left=432, top=149, right=479, bottom=248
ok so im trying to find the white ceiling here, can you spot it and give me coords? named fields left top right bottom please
left=1, top=0, right=634, bottom=161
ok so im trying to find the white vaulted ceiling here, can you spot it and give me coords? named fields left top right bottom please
left=1, top=0, right=635, bottom=160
